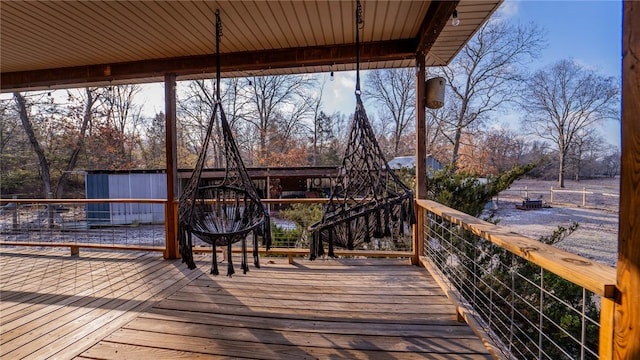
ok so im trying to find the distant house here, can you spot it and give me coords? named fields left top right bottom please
left=388, top=155, right=443, bottom=174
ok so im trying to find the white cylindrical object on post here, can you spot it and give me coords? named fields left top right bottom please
left=425, top=77, right=445, bottom=109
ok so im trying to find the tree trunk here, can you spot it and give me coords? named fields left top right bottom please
left=451, top=125, right=462, bottom=166
left=451, top=97, right=469, bottom=166
left=55, top=88, right=93, bottom=198
left=558, top=151, right=566, bottom=188
left=14, top=92, right=53, bottom=198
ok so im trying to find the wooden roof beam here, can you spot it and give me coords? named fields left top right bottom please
left=416, top=1, right=459, bottom=55
left=0, top=39, right=416, bottom=92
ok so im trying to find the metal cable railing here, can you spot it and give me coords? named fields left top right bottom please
left=0, top=199, right=166, bottom=251
left=419, top=200, right=611, bottom=360
left=1, top=198, right=414, bottom=258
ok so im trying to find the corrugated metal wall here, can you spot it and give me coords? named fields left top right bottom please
left=86, top=172, right=166, bottom=225
left=85, top=173, right=110, bottom=224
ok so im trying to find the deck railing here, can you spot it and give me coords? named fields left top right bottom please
left=0, top=198, right=414, bottom=262
left=498, top=186, right=619, bottom=210
left=415, top=199, right=617, bottom=360
left=2, top=197, right=616, bottom=358
left=0, top=198, right=168, bottom=254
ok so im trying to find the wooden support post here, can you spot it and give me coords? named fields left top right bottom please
left=70, top=246, right=79, bottom=257
left=164, top=73, right=179, bottom=260
left=414, top=205, right=424, bottom=264
left=412, top=53, right=426, bottom=266
left=600, top=297, right=615, bottom=359
left=266, top=173, right=271, bottom=214
left=614, top=3, right=640, bottom=358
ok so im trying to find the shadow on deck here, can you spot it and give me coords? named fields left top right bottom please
left=0, top=248, right=492, bottom=359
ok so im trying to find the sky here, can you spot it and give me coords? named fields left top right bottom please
left=500, top=0, right=622, bottom=146
left=112, top=0, right=626, bottom=148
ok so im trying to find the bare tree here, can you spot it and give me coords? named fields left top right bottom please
left=520, top=59, right=619, bottom=187
left=309, top=78, right=328, bottom=166
left=438, top=20, right=544, bottom=165
left=483, top=127, right=528, bottom=174
left=98, top=84, right=143, bottom=166
left=567, top=127, right=604, bottom=181
left=138, top=111, right=166, bottom=169
left=13, top=92, right=53, bottom=198
left=0, top=100, right=22, bottom=162
left=13, top=90, right=99, bottom=198
left=178, top=79, right=223, bottom=167
left=54, top=88, right=98, bottom=198
left=425, top=104, right=455, bottom=163
left=365, top=68, right=415, bottom=156
left=244, top=75, right=315, bottom=165
left=600, top=145, right=620, bottom=177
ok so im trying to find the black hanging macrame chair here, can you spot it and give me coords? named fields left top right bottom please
left=178, top=10, right=271, bottom=276
left=308, top=0, right=415, bottom=259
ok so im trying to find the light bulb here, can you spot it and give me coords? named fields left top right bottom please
left=452, top=10, right=460, bottom=27
left=330, top=71, right=335, bottom=81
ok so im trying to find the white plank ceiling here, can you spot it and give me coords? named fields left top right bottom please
left=0, top=0, right=501, bottom=90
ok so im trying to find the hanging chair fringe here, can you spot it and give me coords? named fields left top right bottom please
left=384, top=205, right=392, bottom=237
left=226, top=241, right=235, bottom=277
left=307, top=0, right=415, bottom=259
left=211, top=242, right=219, bottom=275
left=176, top=9, right=269, bottom=276
left=328, top=229, right=335, bottom=257
left=253, top=233, right=261, bottom=268
left=241, top=235, right=249, bottom=274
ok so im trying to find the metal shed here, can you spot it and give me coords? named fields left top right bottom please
left=86, top=170, right=166, bottom=225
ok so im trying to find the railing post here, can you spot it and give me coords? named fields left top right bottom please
left=550, top=186, right=554, bottom=203
left=413, top=204, right=424, bottom=265
left=12, top=195, right=18, bottom=231
left=164, top=201, right=179, bottom=259
left=47, top=192, right=54, bottom=228
left=614, top=3, right=640, bottom=357
left=582, top=187, right=587, bottom=207
left=600, top=297, right=615, bottom=359
left=412, top=52, right=426, bottom=266
left=164, top=72, right=179, bottom=259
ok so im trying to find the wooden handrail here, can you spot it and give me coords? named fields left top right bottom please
left=0, top=197, right=379, bottom=205
left=0, top=241, right=164, bottom=252
left=261, top=198, right=329, bottom=204
left=416, top=199, right=617, bottom=298
left=0, top=198, right=168, bottom=204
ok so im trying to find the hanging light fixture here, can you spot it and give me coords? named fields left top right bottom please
left=452, top=9, right=460, bottom=27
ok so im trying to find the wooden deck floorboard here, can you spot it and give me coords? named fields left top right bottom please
left=0, top=248, right=492, bottom=359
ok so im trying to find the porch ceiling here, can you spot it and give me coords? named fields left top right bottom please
left=0, top=0, right=501, bottom=92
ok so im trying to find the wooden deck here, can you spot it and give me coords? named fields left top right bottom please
left=0, top=248, right=492, bottom=359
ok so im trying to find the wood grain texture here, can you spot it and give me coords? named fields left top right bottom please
left=615, top=2, right=640, bottom=359
left=164, top=73, right=179, bottom=260
left=0, top=249, right=200, bottom=359
left=0, top=249, right=492, bottom=359
left=418, top=199, right=617, bottom=297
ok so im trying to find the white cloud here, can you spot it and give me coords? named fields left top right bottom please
left=496, top=0, right=520, bottom=19
left=327, top=71, right=357, bottom=115
left=139, top=83, right=166, bottom=116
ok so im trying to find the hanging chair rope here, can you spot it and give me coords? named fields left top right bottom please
left=309, top=0, right=415, bottom=259
left=178, top=9, right=271, bottom=276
